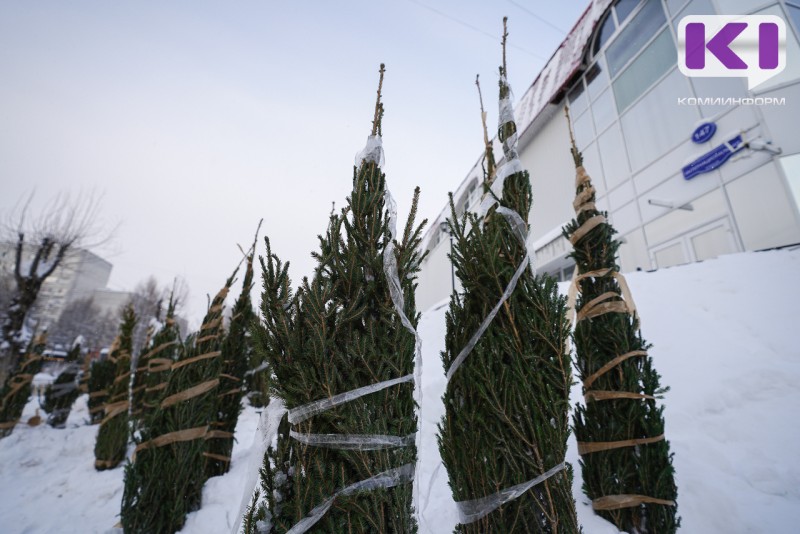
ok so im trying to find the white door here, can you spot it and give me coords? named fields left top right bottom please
left=649, top=217, right=738, bottom=269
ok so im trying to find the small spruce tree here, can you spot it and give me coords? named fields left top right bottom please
left=0, top=333, right=46, bottom=438
left=43, top=343, right=82, bottom=428
left=121, top=277, right=231, bottom=534
left=252, top=64, right=424, bottom=533
left=563, top=109, right=679, bottom=533
left=129, top=320, right=156, bottom=429
left=141, top=295, right=182, bottom=417
left=94, top=303, right=137, bottom=470
left=207, top=246, right=258, bottom=478
left=438, top=19, right=578, bottom=533
left=87, top=352, right=117, bottom=425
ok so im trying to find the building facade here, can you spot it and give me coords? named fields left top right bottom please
left=0, top=243, right=128, bottom=329
left=416, top=0, right=800, bottom=311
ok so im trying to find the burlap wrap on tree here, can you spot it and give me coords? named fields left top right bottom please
left=564, top=107, right=679, bottom=532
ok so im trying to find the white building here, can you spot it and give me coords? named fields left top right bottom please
left=416, top=0, right=800, bottom=312
left=0, top=243, right=129, bottom=329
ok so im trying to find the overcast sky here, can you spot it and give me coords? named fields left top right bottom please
left=0, top=1, right=587, bottom=328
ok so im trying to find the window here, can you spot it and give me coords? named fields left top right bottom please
left=593, top=13, right=616, bottom=55
left=567, top=81, right=588, bottom=117
left=456, top=179, right=478, bottom=215
left=789, top=4, right=800, bottom=38
left=606, top=0, right=667, bottom=77
left=585, top=56, right=610, bottom=101
left=672, top=0, right=715, bottom=32
left=615, top=0, right=639, bottom=23
left=612, top=28, right=675, bottom=112
left=592, top=0, right=645, bottom=57
left=592, top=88, right=616, bottom=133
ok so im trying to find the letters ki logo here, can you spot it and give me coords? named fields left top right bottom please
left=678, top=15, right=786, bottom=90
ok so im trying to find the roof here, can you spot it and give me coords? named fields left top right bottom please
left=513, top=0, right=613, bottom=137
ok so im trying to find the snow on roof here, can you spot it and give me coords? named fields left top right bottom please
left=513, top=0, right=613, bottom=136
left=422, top=0, right=613, bottom=249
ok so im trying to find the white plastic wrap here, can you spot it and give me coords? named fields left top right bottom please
left=285, top=463, right=414, bottom=534
left=476, top=79, right=523, bottom=219
left=455, top=462, right=566, bottom=524
left=287, top=374, right=413, bottom=425
left=382, top=188, right=424, bottom=521
left=446, top=205, right=533, bottom=381
left=232, top=398, right=287, bottom=534
left=290, top=430, right=414, bottom=450
left=245, top=361, right=269, bottom=377
left=382, top=191, right=423, bottom=384
left=355, top=135, right=385, bottom=168
left=494, top=206, right=527, bottom=247
left=445, top=251, right=530, bottom=381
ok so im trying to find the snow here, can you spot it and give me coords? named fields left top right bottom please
left=1, top=248, right=799, bottom=533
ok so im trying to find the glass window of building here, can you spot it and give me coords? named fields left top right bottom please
left=714, top=0, right=768, bottom=14
left=672, top=0, right=715, bottom=32
left=592, top=88, right=617, bottom=133
left=592, top=12, right=616, bottom=55
left=788, top=4, right=800, bottom=38
left=614, top=0, right=640, bottom=23
left=585, top=58, right=610, bottom=101
left=567, top=81, right=588, bottom=118
left=606, top=0, right=667, bottom=77
left=665, top=0, right=689, bottom=16
left=612, top=28, right=676, bottom=112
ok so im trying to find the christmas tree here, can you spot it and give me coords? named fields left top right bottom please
left=129, top=319, right=156, bottom=429
left=42, top=342, right=82, bottom=428
left=252, top=64, right=424, bottom=532
left=563, top=108, right=679, bottom=533
left=141, top=294, right=182, bottom=417
left=121, top=277, right=231, bottom=534
left=94, top=303, right=137, bottom=470
left=438, top=19, right=578, bottom=533
left=207, top=235, right=259, bottom=478
left=87, top=352, right=118, bottom=425
left=0, top=333, right=46, bottom=438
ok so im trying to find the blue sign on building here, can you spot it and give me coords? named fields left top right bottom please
left=691, top=122, right=717, bottom=144
left=682, top=134, right=744, bottom=180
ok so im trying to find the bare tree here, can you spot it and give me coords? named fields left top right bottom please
left=1, top=192, right=111, bottom=375
left=128, top=276, right=190, bottom=357
left=129, top=276, right=163, bottom=357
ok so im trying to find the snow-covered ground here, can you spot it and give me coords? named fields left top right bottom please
left=1, top=248, right=799, bottom=533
